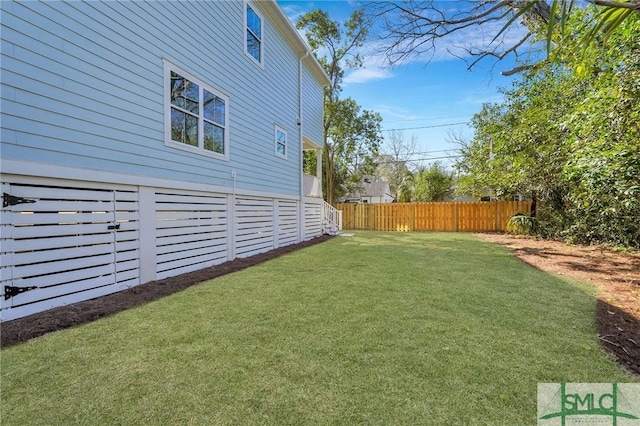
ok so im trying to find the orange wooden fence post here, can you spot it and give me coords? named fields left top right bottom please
left=453, top=203, right=459, bottom=232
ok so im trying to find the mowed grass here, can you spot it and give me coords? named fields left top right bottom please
left=1, top=232, right=637, bottom=425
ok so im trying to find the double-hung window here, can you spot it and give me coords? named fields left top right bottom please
left=164, top=61, right=229, bottom=159
left=245, top=2, right=263, bottom=65
left=275, top=125, right=287, bottom=159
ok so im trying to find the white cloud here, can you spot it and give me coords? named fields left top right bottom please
left=278, top=3, right=307, bottom=25
left=343, top=40, right=394, bottom=84
left=343, top=67, right=393, bottom=84
left=458, top=92, right=505, bottom=106
left=343, top=49, right=394, bottom=84
left=342, top=17, right=529, bottom=84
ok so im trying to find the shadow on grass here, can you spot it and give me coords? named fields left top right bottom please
left=560, top=260, right=640, bottom=279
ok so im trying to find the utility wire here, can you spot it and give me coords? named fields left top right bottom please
left=379, top=149, right=460, bottom=159
left=377, top=154, right=462, bottom=164
left=410, top=149, right=462, bottom=154
left=385, top=114, right=473, bottom=124
left=383, top=121, right=469, bottom=132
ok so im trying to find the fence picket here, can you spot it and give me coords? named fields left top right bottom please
left=335, top=201, right=531, bottom=232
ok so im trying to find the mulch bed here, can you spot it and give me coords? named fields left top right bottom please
left=597, top=300, right=640, bottom=376
left=1, top=235, right=332, bottom=348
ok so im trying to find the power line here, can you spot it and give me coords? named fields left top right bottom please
left=381, top=149, right=461, bottom=158
left=410, top=155, right=462, bottom=161
left=385, top=114, right=473, bottom=124
left=377, top=154, right=463, bottom=164
left=411, top=149, right=461, bottom=154
left=383, top=121, right=469, bottom=131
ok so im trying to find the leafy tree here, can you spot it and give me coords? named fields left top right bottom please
left=329, top=98, right=383, bottom=202
left=457, top=10, right=640, bottom=247
left=560, top=12, right=640, bottom=246
left=413, top=162, right=454, bottom=202
left=454, top=103, right=509, bottom=198
left=456, top=70, right=575, bottom=218
left=512, top=0, right=639, bottom=53
left=297, top=9, right=383, bottom=204
left=395, top=174, right=415, bottom=203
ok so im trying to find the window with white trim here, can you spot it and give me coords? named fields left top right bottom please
left=245, top=2, right=263, bottom=65
left=164, top=61, right=229, bottom=159
left=275, top=125, right=287, bottom=159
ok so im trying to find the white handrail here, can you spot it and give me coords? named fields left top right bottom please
left=322, top=201, right=342, bottom=233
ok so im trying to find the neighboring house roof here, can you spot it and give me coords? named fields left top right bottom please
left=340, top=179, right=395, bottom=203
left=361, top=181, right=392, bottom=199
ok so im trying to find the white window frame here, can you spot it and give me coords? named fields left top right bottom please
left=244, top=1, right=264, bottom=68
left=274, top=125, right=287, bottom=159
left=164, top=60, right=230, bottom=160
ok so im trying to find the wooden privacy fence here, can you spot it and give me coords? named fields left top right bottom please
left=336, top=200, right=531, bottom=232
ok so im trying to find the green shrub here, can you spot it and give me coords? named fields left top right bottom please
left=506, top=212, right=541, bottom=235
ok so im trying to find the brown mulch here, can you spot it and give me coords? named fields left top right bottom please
left=475, top=233, right=640, bottom=376
left=0, top=235, right=333, bottom=348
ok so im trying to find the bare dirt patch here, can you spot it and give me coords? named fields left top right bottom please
left=475, top=233, right=640, bottom=375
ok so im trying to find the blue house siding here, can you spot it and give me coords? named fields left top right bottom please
left=0, top=0, right=316, bottom=197
left=0, top=0, right=331, bottom=321
left=302, top=65, right=325, bottom=147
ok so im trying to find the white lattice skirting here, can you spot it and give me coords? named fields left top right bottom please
left=1, top=175, right=324, bottom=321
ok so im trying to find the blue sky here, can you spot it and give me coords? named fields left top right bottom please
left=277, top=0, right=524, bottom=170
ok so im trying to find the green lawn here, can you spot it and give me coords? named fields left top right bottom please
left=1, top=232, right=637, bottom=425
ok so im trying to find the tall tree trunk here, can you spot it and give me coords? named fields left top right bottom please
left=531, top=191, right=537, bottom=218
left=324, top=140, right=333, bottom=205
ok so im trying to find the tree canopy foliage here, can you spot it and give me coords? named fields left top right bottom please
left=456, top=9, right=640, bottom=248
left=297, top=9, right=383, bottom=204
left=413, top=163, right=454, bottom=202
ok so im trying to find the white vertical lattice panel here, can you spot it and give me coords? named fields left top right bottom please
left=114, top=190, right=140, bottom=288
left=278, top=200, right=298, bottom=247
left=155, top=191, right=228, bottom=279
left=0, top=182, right=140, bottom=322
left=235, top=197, right=274, bottom=258
left=304, top=199, right=323, bottom=240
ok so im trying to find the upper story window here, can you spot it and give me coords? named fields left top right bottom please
left=245, top=3, right=263, bottom=65
left=164, top=61, right=229, bottom=160
left=275, top=125, right=287, bottom=159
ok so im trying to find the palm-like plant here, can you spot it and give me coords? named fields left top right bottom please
left=506, top=211, right=541, bottom=236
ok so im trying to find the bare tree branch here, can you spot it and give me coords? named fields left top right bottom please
left=501, top=64, right=534, bottom=76
left=465, top=31, right=534, bottom=70
left=588, top=0, right=640, bottom=10
left=365, top=0, right=638, bottom=76
left=364, top=0, right=551, bottom=73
